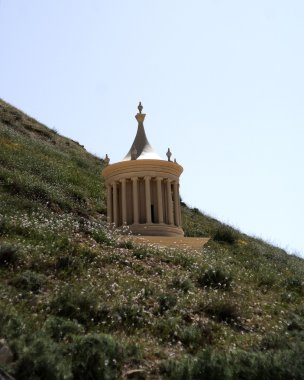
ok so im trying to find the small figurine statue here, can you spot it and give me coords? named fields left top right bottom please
left=104, top=154, right=110, bottom=165
left=138, top=102, right=143, bottom=114
left=174, top=158, right=177, bottom=163
left=166, top=148, right=172, bottom=162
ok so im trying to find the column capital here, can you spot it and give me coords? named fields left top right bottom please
left=144, top=175, right=151, bottom=181
left=131, top=176, right=138, bottom=182
left=156, top=176, right=163, bottom=182
left=120, top=178, right=126, bottom=184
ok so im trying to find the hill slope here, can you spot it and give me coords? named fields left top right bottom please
left=1, top=99, right=304, bottom=379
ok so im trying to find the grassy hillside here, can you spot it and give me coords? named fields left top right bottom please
left=1, top=98, right=304, bottom=380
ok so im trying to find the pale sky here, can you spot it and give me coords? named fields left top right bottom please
left=0, top=1, right=303, bottom=257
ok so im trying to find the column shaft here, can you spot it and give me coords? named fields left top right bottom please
left=121, top=178, right=127, bottom=224
left=112, top=181, right=118, bottom=226
left=166, top=179, right=174, bottom=225
left=156, top=177, right=164, bottom=223
left=107, top=184, right=113, bottom=223
left=173, top=181, right=180, bottom=226
left=178, top=183, right=182, bottom=227
left=144, top=176, right=152, bottom=224
left=131, top=177, right=139, bottom=224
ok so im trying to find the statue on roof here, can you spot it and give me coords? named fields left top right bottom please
left=166, top=148, right=172, bottom=162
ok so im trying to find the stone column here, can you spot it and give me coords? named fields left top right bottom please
left=156, top=177, right=164, bottom=223
left=173, top=181, right=180, bottom=226
left=107, top=184, right=113, bottom=223
left=178, top=183, right=182, bottom=226
left=131, top=177, right=139, bottom=224
left=166, top=179, right=174, bottom=225
left=112, top=181, right=118, bottom=226
left=121, top=178, right=127, bottom=225
left=144, top=176, right=152, bottom=224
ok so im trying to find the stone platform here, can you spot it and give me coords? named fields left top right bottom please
left=129, top=236, right=209, bottom=250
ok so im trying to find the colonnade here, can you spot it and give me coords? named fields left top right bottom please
left=106, top=176, right=182, bottom=228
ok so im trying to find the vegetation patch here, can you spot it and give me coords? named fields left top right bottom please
left=10, top=270, right=47, bottom=293
left=213, top=225, right=239, bottom=244
left=1, top=99, right=304, bottom=378
left=50, top=286, right=100, bottom=325
left=71, top=334, right=125, bottom=380
left=0, top=244, right=20, bottom=267
left=197, top=268, right=232, bottom=290
left=202, top=300, right=240, bottom=324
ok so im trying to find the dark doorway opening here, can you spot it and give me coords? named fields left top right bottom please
left=151, top=205, right=155, bottom=223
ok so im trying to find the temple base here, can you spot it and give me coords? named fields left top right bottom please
left=129, top=223, right=184, bottom=237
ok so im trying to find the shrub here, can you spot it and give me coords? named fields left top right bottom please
left=171, top=277, right=193, bottom=293
left=213, top=225, right=238, bottom=244
left=0, top=244, right=20, bottom=267
left=43, top=316, right=84, bottom=341
left=143, top=286, right=155, bottom=297
left=163, top=253, right=196, bottom=269
left=260, top=333, right=287, bottom=350
left=233, top=347, right=304, bottom=380
left=50, top=287, right=99, bottom=325
left=55, top=254, right=82, bottom=273
left=161, top=349, right=231, bottom=380
left=257, top=272, right=276, bottom=289
left=10, top=270, right=46, bottom=293
left=197, top=269, right=232, bottom=290
left=178, top=324, right=214, bottom=351
left=14, top=336, right=69, bottom=380
left=0, top=309, right=24, bottom=340
left=191, top=349, right=231, bottom=379
left=285, top=276, right=304, bottom=294
left=71, top=334, right=125, bottom=380
left=161, top=357, right=192, bottom=379
left=163, top=344, right=304, bottom=380
left=286, top=313, right=304, bottom=332
left=153, top=317, right=182, bottom=343
left=184, top=228, right=206, bottom=237
left=116, top=238, right=134, bottom=249
left=158, top=294, right=177, bottom=314
left=281, top=291, right=297, bottom=303
left=132, top=245, right=152, bottom=260
left=91, top=229, right=113, bottom=246
left=77, top=246, right=97, bottom=263
left=0, top=217, right=8, bottom=235
left=112, top=304, right=146, bottom=329
left=203, top=300, right=239, bottom=324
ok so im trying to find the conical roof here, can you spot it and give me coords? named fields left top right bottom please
left=123, top=103, right=162, bottom=161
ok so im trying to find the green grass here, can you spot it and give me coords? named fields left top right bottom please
left=1, top=98, right=304, bottom=379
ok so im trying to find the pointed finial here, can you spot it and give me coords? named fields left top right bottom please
left=166, top=148, right=172, bottom=162
left=135, top=101, right=146, bottom=123
left=138, top=102, right=143, bottom=114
